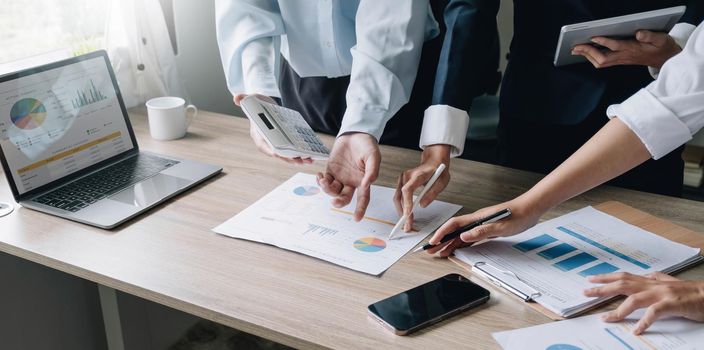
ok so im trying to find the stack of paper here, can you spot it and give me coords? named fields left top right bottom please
left=455, top=207, right=702, bottom=317
left=214, top=173, right=461, bottom=275
left=494, top=310, right=704, bottom=350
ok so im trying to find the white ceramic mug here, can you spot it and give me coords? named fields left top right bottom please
left=145, top=97, right=197, bottom=140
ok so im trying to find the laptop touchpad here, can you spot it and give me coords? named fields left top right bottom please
left=110, top=173, right=190, bottom=208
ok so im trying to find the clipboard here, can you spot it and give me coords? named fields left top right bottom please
left=450, top=201, right=704, bottom=320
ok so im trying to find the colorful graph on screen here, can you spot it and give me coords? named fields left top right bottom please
left=71, top=79, right=108, bottom=108
left=10, top=98, right=46, bottom=130
left=353, top=237, right=387, bottom=252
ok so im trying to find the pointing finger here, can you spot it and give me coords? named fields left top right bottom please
left=354, top=183, right=371, bottom=221
left=394, top=174, right=404, bottom=217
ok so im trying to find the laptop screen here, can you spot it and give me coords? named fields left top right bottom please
left=0, top=54, right=135, bottom=195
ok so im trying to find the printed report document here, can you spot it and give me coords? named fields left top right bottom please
left=494, top=309, right=704, bottom=350
left=214, top=173, right=461, bottom=275
left=455, top=207, right=702, bottom=317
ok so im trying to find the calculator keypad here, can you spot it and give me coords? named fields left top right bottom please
left=263, top=103, right=330, bottom=157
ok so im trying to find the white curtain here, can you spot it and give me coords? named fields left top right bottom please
left=105, top=0, right=187, bottom=108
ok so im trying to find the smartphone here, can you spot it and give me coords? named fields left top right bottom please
left=367, top=274, right=490, bottom=335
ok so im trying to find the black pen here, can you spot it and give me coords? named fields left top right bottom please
left=413, top=208, right=512, bottom=253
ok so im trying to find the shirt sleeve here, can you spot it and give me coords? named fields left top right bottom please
left=214, top=0, right=284, bottom=98
left=420, top=0, right=500, bottom=157
left=648, top=23, right=697, bottom=79
left=607, top=24, right=704, bottom=160
left=419, top=105, right=469, bottom=157
left=339, top=1, right=438, bottom=140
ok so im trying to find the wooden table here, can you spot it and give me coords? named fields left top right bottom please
left=1, top=107, right=703, bottom=349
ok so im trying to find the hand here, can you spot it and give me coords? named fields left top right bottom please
left=393, top=144, right=451, bottom=232
left=571, top=30, right=682, bottom=69
left=316, top=132, right=381, bottom=221
left=426, top=196, right=544, bottom=257
left=584, top=272, right=704, bottom=334
left=233, top=93, right=313, bottom=165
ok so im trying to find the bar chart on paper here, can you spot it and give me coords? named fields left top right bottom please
left=213, top=173, right=461, bottom=275
left=455, top=207, right=701, bottom=317
left=509, top=223, right=655, bottom=279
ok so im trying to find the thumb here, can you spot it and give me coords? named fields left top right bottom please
left=636, top=30, right=666, bottom=46
left=430, top=212, right=484, bottom=245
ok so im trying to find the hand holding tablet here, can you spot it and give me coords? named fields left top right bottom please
left=554, top=6, right=686, bottom=67
left=571, top=29, right=682, bottom=69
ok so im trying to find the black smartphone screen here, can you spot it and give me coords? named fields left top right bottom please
left=368, top=274, right=489, bottom=334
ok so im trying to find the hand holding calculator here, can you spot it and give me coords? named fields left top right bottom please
left=240, top=96, right=331, bottom=160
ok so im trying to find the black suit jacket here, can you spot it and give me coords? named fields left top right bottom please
left=434, top=0, right=704, bottom=125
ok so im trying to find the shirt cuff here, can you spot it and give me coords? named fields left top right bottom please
left=338, top=104, right=387, bottom=141
left=419, top=105, right=469, bottom=158
left=648, top=23, right=697, bottom=79
left=606, top=89, right=692, bottom=160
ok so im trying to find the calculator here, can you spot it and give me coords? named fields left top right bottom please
left=240, top=96, right=331, bottom=160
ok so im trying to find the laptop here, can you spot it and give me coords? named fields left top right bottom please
left=0, top=50, right=222, bottom=228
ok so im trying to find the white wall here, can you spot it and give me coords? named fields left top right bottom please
left=173, top=0, right=238, bottom=116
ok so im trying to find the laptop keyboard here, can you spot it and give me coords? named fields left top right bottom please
left=32, top=154, right=179, bottom=212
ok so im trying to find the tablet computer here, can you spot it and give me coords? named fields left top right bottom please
left=553, top=6, right=686, bottom=67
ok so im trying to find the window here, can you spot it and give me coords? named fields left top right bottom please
left=0, top=0, right=110, bottom=64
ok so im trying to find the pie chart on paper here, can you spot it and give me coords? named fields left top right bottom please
left=353, top=237, right=387, bottom=252
left=546, top=345, right=582, bottom=350
left=10, top=98, right=47, bottom=130
left=293, top=185, right=320, bottom=196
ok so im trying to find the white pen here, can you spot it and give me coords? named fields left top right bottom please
left=388, top=163, right=446, bottom=240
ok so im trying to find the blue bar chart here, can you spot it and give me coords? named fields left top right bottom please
left=578, top=262, right=619, bottom=277
left=538, top=243, right=577, bottom=260
left=513, top=233, right=557, bottom=252
left=554, top=252, right=598, bottom=271
left=557, top=226, right=651, bottom=269
left=512, top=233, right=627, bottom=277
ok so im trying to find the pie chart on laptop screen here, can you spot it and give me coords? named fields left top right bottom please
left=10, top=98, right=47, bottom=130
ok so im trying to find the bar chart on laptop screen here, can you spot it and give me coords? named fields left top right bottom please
left=0, top=56, right=134, bottom=194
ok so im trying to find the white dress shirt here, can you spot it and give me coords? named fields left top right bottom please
left=421, top=23, right=699, bottom=158
left=215, top=0, right=440, bottom=142
left=607, top=22, right=704, bottom=160
left=648, top=23, right=697, bottom=78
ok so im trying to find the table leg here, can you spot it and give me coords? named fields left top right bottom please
left=98, top=285, right=126, bottom=350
